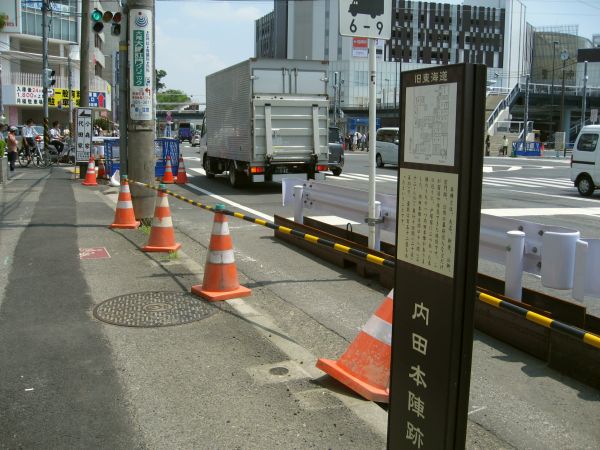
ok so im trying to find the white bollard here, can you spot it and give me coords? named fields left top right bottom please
left=293, top=185, right=304, bottom=224
left=505, top=230, right=525, bottom=301
left=572, top=239, right=588, bottom=303
left=374, top=201, right=382, bottom=251
left=540, top=231, right=580, bottom=289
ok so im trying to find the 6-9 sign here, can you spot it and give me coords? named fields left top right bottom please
left=339, top=0, right=391, bottom=40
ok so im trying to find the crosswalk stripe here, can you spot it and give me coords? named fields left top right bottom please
left=508, top=177, right=572, bottom=185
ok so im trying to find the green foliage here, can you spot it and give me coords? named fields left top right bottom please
left=157, top=89, right=191, bottom=110
left=156, top=69, right=167, bottom=91
left=94, top=118, right=111, bottom=130
left=0, top=14, right=7, bottom=31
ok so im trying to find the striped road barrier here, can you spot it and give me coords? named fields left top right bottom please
left=127, top=179, right=600, bottom=351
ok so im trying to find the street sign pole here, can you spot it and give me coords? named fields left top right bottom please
left=388, top=63, right=486, bottom=449
left=339, top=0, right=392, bottom=250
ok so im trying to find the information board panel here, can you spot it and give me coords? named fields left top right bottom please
left=75, top=108, right=93, bottom=163
left=388, top=64, right=486, bottom=449
left=339, top=0, right=392, bottom=40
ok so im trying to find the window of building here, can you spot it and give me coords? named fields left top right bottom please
left=21, top=1, right=77, bottom=42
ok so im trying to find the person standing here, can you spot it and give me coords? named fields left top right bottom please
left=502, top=135, right=508, bottom=156
left=360, top=132, right=367, bottom=151
left=7, top=126, right=18, bottom=171
left=352, top=132, right=358, bottom=151
left=485, top=134, right=491, bottom=156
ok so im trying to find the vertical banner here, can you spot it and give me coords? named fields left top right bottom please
left=75, top=108, right=93, bottom=162
left=129, top=8, right=153, bottom=121
left=388, top=64, right=486, bottom=449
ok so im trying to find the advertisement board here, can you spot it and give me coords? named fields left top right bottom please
left=129, top=9, right=154, bottom=121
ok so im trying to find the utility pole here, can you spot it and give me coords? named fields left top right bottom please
left=119, top=2, right=129, bottom=175
left=522, top=74, right=530, bottom=152
left=550, top=41, right=558, bottom=136
left=80, top=0, right=90, bottom=107
left=41, top=0, right=50, bottom=161
left=68, top=52, right=73, bottom=138
left=127, top=0, right=156, bottom=220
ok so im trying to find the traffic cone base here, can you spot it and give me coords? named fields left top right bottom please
left=142, top=242, right=181, bottom=252
left=316, top=290, right=393, bottom=403
left=190, top=207, right=251, bottom=302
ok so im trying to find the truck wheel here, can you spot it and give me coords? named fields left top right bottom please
left=376, top=153, right=384, bottom=168
left=203, top=154, right=215, bottom=178
left=228, top=163, right=247, bottom=188
left=577, top=175, right=595, bottom=197
left=331, top=167, right=342, bottom=176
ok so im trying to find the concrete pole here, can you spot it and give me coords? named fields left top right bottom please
left=582, top=61, right=588, bottom=129
left=80, top=0, right=90, bottom=107
left=119, top=3, right=129, bottom=176
left=560, top=59, right=567, bottom=157
left=68, top=53, right=73, bottom=138
left=522, top=74, right=529, bottom=150
left=127, top=0, right=156, bottom=220
left=42, top=0, right=49, bottom=160
left=367, top=38, right=377, bottom=249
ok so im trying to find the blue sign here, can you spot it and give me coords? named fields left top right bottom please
left=88, top=91, right=107, bottom=108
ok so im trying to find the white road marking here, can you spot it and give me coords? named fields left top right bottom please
left=482, top=207, right=600, bottom=217
left=468, top=406, right=487, bottom=415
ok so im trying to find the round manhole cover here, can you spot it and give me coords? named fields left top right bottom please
left=93, top=291, right=217, bottom=327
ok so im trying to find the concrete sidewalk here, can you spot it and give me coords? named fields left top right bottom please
left=0, top=168, right=391, bottom=449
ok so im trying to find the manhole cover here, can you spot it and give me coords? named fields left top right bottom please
left=93, top=291, right=217, bottom=327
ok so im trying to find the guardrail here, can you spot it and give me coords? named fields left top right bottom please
left=283, top=179, right=600, bottom=304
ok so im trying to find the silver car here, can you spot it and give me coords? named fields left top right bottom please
left=191, top=131, right=201, bottom=147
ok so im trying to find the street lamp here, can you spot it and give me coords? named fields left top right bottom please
left=384, top=78, right=390, bottom=107
left=559, top=48, right=569, bottom=157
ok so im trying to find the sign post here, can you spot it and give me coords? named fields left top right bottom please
left=75, top=108, right=93, bottom=163
left=388, top=63, right=486, bottom=449
left=340, top=0, right=392, bottom=250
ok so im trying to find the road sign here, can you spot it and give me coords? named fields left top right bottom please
left=388, top=64, right=486, bottom=449
left=591, top=109, right=598, bottom=124
left=75, top=108, right=93, bottom=163
left=129, top=9, right=154, bottom=121
left=339, top=0, right=391, bottom=40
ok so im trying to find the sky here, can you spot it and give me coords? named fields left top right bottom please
left=155, top=0, right=600, bottom=100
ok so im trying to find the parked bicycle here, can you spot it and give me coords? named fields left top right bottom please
left=17, top=135, right=74, bottom=168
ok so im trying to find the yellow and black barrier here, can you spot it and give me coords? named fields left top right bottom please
left=478, top=292, right=600, bottom=350
left=127, top=179, right=600, bottom=351
left=129, top=179, right=394, bottom=269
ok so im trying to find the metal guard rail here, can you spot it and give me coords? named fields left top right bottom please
left=125, top=179, right=600, bottom=351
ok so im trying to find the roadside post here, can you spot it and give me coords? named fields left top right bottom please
left=75, top=108, right=93, bottom=177
left=388, top=64, right=486, bottom=449
left=339, top=0, right=392, bottom=250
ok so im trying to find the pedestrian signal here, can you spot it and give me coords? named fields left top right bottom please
left=43, top=68, right=56, bottom=87
left=111, top=12, right=122, bottom=36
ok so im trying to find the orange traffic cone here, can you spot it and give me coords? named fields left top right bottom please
left=162, top=155, right=175, bottom=184
left=191, top=204, right=251, bottom=301
left=98, top=157, right=106, bottom=179
left=316, top=289, right=393, bottom=403
left=176, top=154, right=188, bottom=184
left=110, top=176, right=140, bottom=229
left=142, top=184, right=181, bottom=252
left=82, top=155, right=98, bottom=186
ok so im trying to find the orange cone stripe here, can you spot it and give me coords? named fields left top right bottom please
left=338, top=334, right=390, bottom=387
left=202, top=264, right=240, bottom=290
left=209, top=234, right=234, bottom=251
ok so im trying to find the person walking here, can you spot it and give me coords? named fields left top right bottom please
left=502, top=135, right=508, bottom=156
left=360, top=132, right=367, bottom=151
left=485, top=134, right=491, bottom=156
left=352, top=132, right=358, bottom=151
left=7, top=126, right=18, bottom=171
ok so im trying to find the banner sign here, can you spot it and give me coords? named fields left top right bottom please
left=15, top=86, right=43, bottom=105
left=75, top=108, right=93, bottom=163
left=12, top=86, right=109, bottom=110
left=129, top=9, right=154, bottom=121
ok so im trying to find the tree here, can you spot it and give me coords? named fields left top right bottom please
left=156, top=69, right=167, bottom=91
left=156, top=89, right=190, bottom=110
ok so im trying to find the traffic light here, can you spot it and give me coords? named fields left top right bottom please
left=91, top=8, right=122, bottom=35
left=43, top=68, right=56, bottom=87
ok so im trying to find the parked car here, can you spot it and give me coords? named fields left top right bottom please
left=570, top=125, right=600, bottom=196
left=375, top=127, right=399, bottom=167
left=328, top=126, right=344, bottom=176
left=191, top=131, right=201, bottom=147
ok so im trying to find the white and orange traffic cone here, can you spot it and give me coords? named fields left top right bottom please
left=162, top=155, right=175, bottom=184
left=191, top=204, right=251, bottom=302
left=316, top=289, right=393, bottom=403
left=175, top=154, right=188, bottom=184
left=82, top=155, right=98, bottom=186
left=142, top=184, right=181, bottom=252
left=110, top=176, right=140, bottom=229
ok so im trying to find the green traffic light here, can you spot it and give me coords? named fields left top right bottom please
left=91, top=9, right=103, bottom=22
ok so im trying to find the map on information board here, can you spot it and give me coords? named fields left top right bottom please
left=404, top=82, right=457, bottom=166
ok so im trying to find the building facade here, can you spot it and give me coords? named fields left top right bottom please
left=0, top=0, right=113, bottom=127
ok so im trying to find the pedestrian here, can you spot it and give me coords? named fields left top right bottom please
left=49, top=121, right=64, bottom=154
left=345, top=134, right=352, bottom=151
left=485, top=134, right=490, bottom=156
left=360, top=132, right=367, bottom=151
left=352, top=132, right=358, bottom=151
left=7, top=126, right=18, bottom=171
left=502, top=135, right=508, bottom=156
left=22, top=119, right=38, bottom=161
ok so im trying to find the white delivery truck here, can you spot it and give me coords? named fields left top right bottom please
left=571, top=125, right=600, bottom=196
left=202, top=58, right=330, bottom=187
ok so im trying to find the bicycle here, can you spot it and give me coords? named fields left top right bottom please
left=18, top=136, right=61, bottom=168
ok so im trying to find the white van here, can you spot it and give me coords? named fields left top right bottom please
left=570, top=125, right=600, bottom=196
left=375, top=127, right=399, bottom=167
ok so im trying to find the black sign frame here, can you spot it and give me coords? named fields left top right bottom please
left=388, top=63, right=486, bottom=449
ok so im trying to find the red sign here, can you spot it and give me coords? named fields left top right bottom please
left=79, top=247, right=111, bottom=260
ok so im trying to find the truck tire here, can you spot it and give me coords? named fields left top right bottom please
left=228, top=162, right=247, bottom=188
left=203, top=154, right=215, bottom=178
left=331, top=167, right=342, bottom=176
left=376, top=153, right=384, bottom=168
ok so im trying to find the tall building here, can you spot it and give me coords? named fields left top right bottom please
left=0, top=0, right=113, bottom=127
left=255, top=0, right=531, bottom=110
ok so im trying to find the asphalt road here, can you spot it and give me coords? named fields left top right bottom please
left=178, top=144, right=600, bottom=449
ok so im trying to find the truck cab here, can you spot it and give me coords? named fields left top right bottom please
left=570, top=125, right=600, bottom=196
